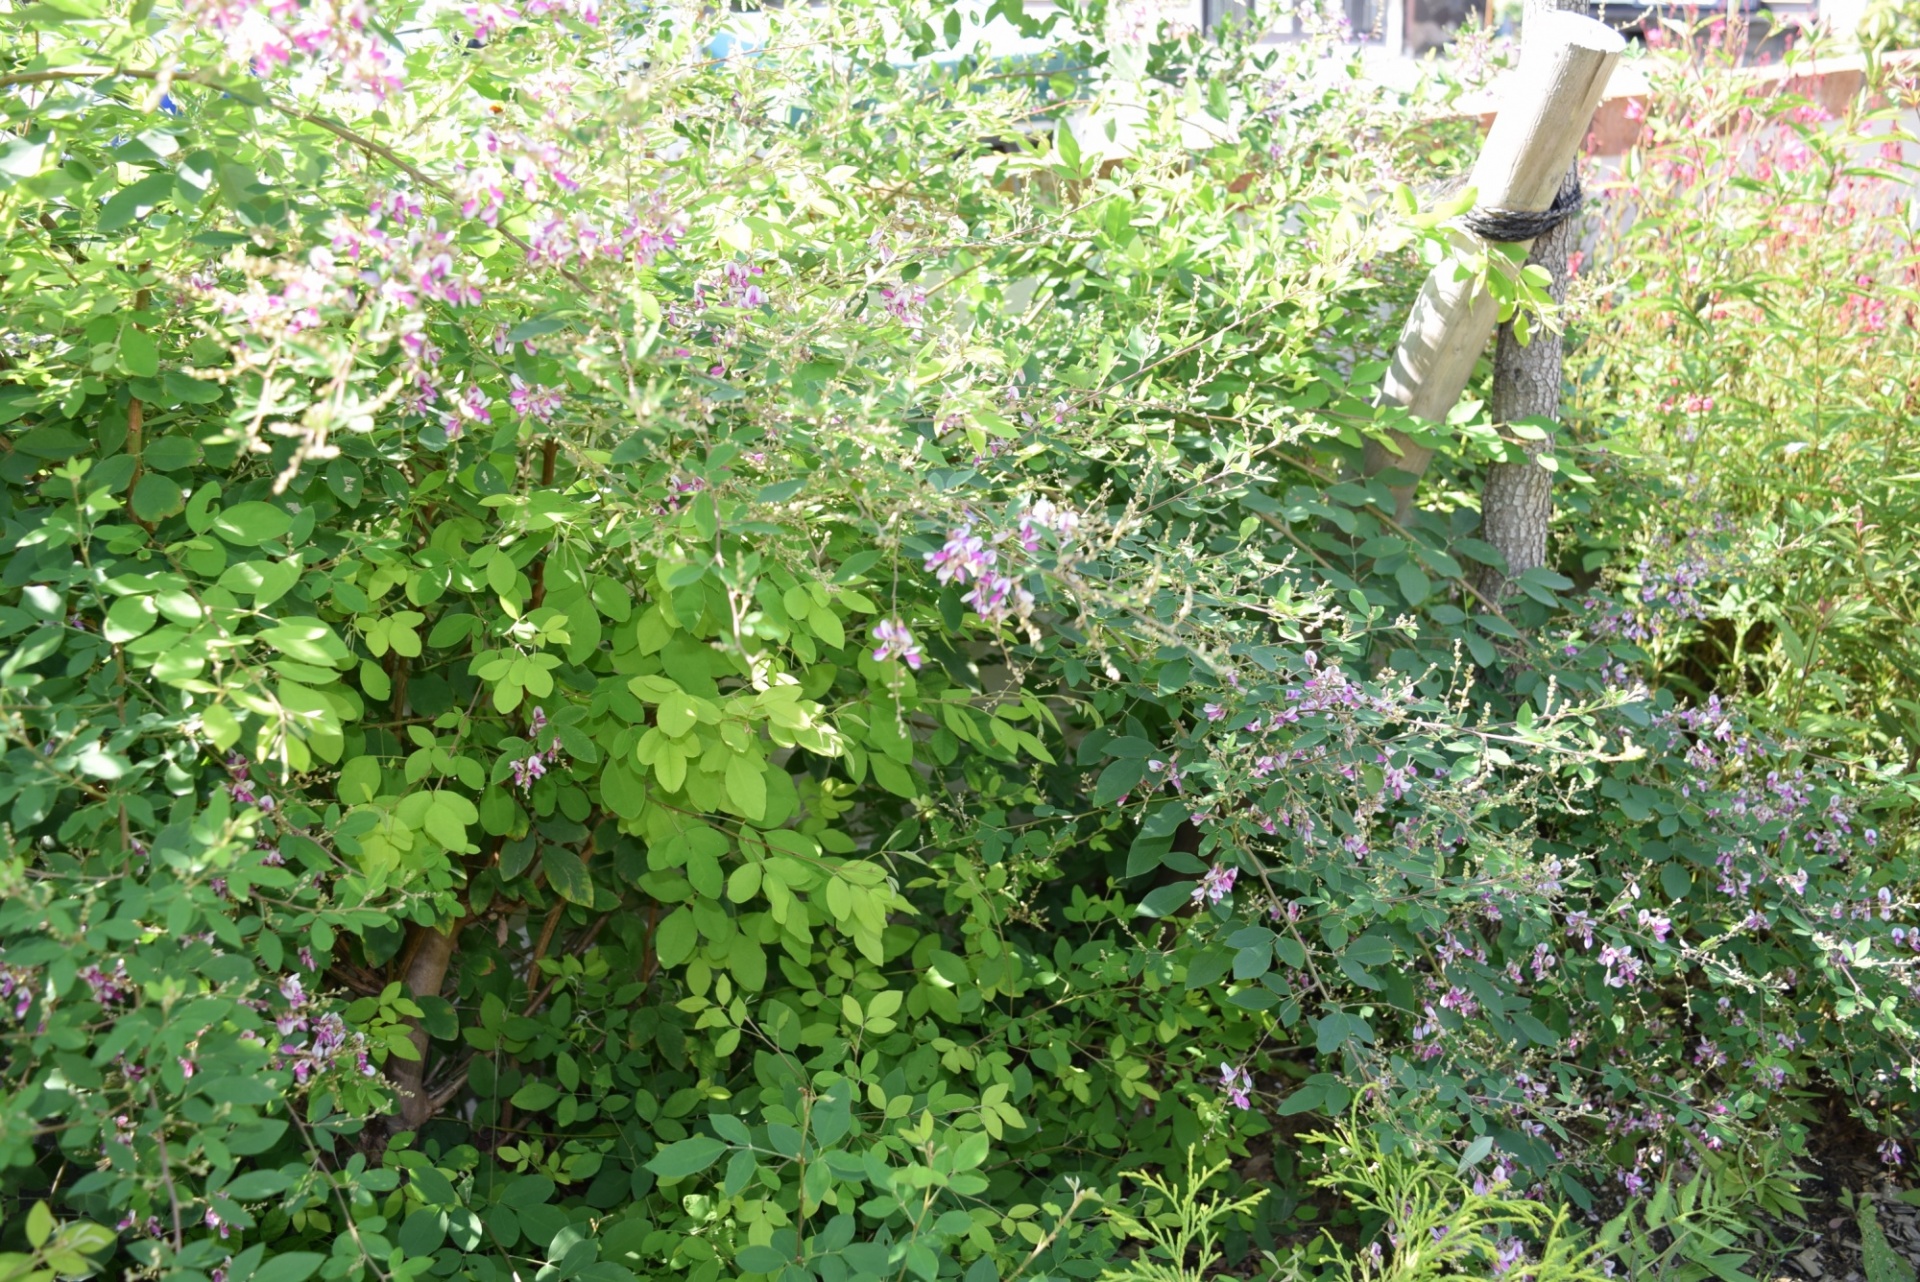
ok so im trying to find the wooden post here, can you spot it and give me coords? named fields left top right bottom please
left=1360, top=10, right=1624, bottom=521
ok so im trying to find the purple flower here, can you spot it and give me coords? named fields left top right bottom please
left=1219, top=1063, right=1253, bottom=1109
left=880, top=285, right=926, bottom=329
left=1203, top=704, right=1225, bottom=721
left=80, top=960, right=134, bottom=1005
left=1597, top=943, right=1642, bottom=989
left=961, top=573, right=1034, bottom=624
left=924, top=525, right=995, bottom=586
left=1193, top=864, right=1238, bottom=907
left=439, top=383, right=487, bottom=437
left=1881, top=1138, right=1905, bottom=1166
left=510, top=753, right=548, bottom=791
left=509, top=375, right=564, bottom=424
left=871, top=619, right=923, bottom=670
left=1014, top=497, right=1079, bottom=551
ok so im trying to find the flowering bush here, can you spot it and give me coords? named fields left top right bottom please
left=0, top=1, right=1914, bottom=1280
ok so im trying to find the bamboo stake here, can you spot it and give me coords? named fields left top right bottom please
left=1361, top=11, right=1625, bottom=521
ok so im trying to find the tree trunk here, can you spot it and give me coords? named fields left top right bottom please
left=386, top=922, right=457, bottom=1136
left=1474, top=166, right=1577, bottom=600
left=1474, top=0, right=1590, bottom=601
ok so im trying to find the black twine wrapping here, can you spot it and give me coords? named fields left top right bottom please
left=1460, top=176, right=1584, bottom=242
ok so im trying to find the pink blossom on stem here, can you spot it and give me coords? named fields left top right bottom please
left=1193, top=864, right=1238, bottom=907
left=871, top=619, right=923, bottom=669
left=1218, top=1063, right=1253, bottom=1109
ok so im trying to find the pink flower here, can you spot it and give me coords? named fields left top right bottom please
left=509, top=375, right=564, bottom=424
left=924, top=525, right=995, bottom=586
left=961, top=573, right=1034, bottom=624
left=510, top=754, right=547, bottom=791
left=880, top=285, right=927, bottom=330
left=871, top=619, right=923, bottom=669
left=465, top=1, right=521, bottom=37
left=1193, top=864, right=1238, bottom=907
left=1778, top=137, right=1812, bottom=173
left=1218, top=1063, right=1253, bottom=1109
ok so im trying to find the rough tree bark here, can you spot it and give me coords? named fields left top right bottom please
left=1475, top=0, right=1590, bottom=601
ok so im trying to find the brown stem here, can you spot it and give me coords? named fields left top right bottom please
left=386, top=652, right=409, bottom=720
left=527, top=438, right=559, bottom=610
left=124, top=283, right=152, bottom=531
left=387, top=922, right=458, bottom=1134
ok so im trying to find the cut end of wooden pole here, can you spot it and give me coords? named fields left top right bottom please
left=1525, top=10, right=1628, bottom=55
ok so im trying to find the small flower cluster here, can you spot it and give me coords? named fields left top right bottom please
left=79, top=958, right=134, bottom=1005
left=510, top=706, right=564, bottom=791
left=879, top=285, right=927, bottom=331
left=697, top=261, right=770, bottom=310
left=1014, top=496, right=1080, bottom=552
left=272, top=974, right=376, bottom=1084
left=1193, top=864, right=1238, bottom=907
left=0, top=963, right=36, bottom=1020
left=922, top=524, right=1036, bottom=625
left=179, top=0, right=404, bottom=99
left=525, top=206, right=679, bottom=271
left=1218, top=1063, right=1253, bottom=1110
left=225, top=752, right=276, bottom=813
left=509, top=375, right=564, bottom=424
left=871, top=619, right=923, bottom=670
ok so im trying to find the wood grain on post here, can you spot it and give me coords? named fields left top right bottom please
left=1360, top=11, right=1625, bottom=521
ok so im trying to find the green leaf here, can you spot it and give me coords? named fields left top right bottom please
left=1136, top=882, right=1194, bottom=918
left=511, top=1080, right=560, bottom=1111
left=212, top=501, right=294, bottom=545
left=117, top=325, right=159, bottom=378
left=141, top=435, right=202, bottom=471
left=224, top=1169, right=294, bottom=1199
left=98, top=172, right=174, bottom=232
left=162, top=370, right=224, bottom=404
left=337, top=757, right=382, bottom=805
left=645, top=1135, right=727, bottom=1181
left=1394, top=562, right=1430, bottom=605
left=1660, top=862, right=1691, bottom=901
left=26, top=1202, right=53, bottom=1249
left=1094, top=757, right=1147, bottom=807
left=251, top=1252, right=326, bottom=1282
left=541, top=847, right=594, bottom=905
left=0, top=133, right=47, bottom=179
left=653, top=907, right=697, bottom=968
left=131, top=473, right=185, bottom=522
left=1457, top=1134, right=1494, bottom=1172
left=735, top=1245, right=789, bottom=1273
left=103, top=594, right=159, bottom=643
left=1231, top=946, right=1270, bottom=981
left=398, top=1209, right=448, bottom=1257
left=657, top=690, right=699, bottom=737
left=724, top=755, right=766, bottom=820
